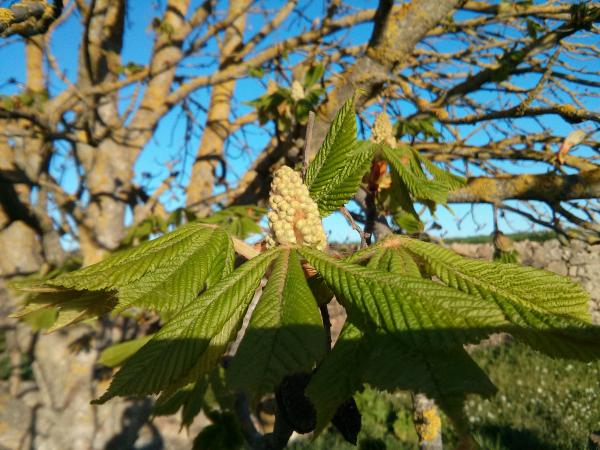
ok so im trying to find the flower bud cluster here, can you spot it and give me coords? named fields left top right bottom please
left=266, top=166, right=327, bottom=250
left=290, top=80, right=305, bottom=102
left=371, top=111, right=396, bottom=147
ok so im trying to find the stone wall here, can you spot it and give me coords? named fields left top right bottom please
left=449, top=239, right=600, bottom=324
left=0, top=279, right=206, bottom=450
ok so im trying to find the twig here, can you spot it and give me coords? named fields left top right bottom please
left=301, top=111, right=315, bottom=181
left=492, top=204, right=499, bottom=235
left=264, top=408, right=295, bottom=450
left=232, top=235, right=260, bottom=260
left=319, top=303, right=332, bottom=350
left=515, top=49, right=560, bottom=116
left=234, top=390, right=295, bottom=450
left=364, top=188, right=377, bottom=245
left=234, top=393, right=263, bottom=448
left=340, top=206, right=368, bottom=248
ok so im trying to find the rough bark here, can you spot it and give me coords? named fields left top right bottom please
left=186, top=0, right=251, bottom=215
left=0, top=221, right=44, bottom=276
left=412, top=393, right=443, bottom=450
left=72, top=0, right=127, bottom=264
left=0, top=0, right=62, bottom=37
left=447, top=169, right=600, bottom=204
left=126, top=0, right=192, bottom=149
left=0, top=35, right=68, bottom=274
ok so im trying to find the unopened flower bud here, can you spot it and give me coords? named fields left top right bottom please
left=291, top=80, right=305, bottom=102
left=371, top=111, right=396, bottom=147
left=266, top=166, right=327, bottom=250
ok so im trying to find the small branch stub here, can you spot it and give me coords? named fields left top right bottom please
left=301, top=111, right=315, bottom=181
left=412, top=393, right=443, bottom=450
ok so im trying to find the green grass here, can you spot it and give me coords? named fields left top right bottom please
left=291, top=340, right=600, bottom=449
left=465, top=341, right=600, bottom=450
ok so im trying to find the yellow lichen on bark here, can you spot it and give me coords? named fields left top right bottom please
left=414, top=406, right=442, bottom=442
left=366, top=4, right=411, bottom=65
left=463, top=177, right=499, bottom=203
left=0, top=8, right=15, bottom=24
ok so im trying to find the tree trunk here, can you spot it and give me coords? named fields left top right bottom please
left=186, top=0, right=251, bottom=215
left=78, top=140, right=134, bottom=265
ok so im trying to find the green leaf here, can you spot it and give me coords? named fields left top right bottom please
left=382, top=145, right=448, bottom=204
left=153, top=379, right=207, bottom=428
left=420, top=157, right=465, bottom=191
left=398, top=237, right=600, bottom=359
left=193, top=411, right=244, bottom=450
left=22, top=307, right=57, bottom=331
left=495, top=250, right=520, bottom=264
left=361, top=328, right=496, bottom=435
left=310, top=140, right=374, bottom=216
left=99, top=336, right=153, bottom=368
left=227, top=249, right=326, bottom=400
left=299, top=247, right=506, bottom=336
left=199, top=206, right=266, bottom=239
left=32, top=223, right=234, bottom=316
left=367, top=248, right=422, bottom=278
left=153, top=385, right=194, bottom=417
left=382, top=168, right=423, bottom=233
left=12, top=288, right=117, bottom=332
left=343, top=242, right=388, bottom=265
left=93, top=249, right=278, bottom=404
left=303, top=64, right=325, bottom=88
left=305, top=95, right=358, bottom=192
left=305, top=87, right=325, bottom=105
left=305, top=322, right=364, bottom=432
left=295, top=99, right=312, bottom=124
left=394, top=210, right=424, bottom=234
left=306, top=322, right=495, bottom=432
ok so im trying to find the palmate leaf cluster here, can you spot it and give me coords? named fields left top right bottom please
left=379, top=143, right=466, bottom=234
left=247, top=64, right=325, bottom=129
left=14, top=96, right=600, bottom=446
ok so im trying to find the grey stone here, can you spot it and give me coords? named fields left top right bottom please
left=547, top=260, right=568, bottom=276
left=571, top=253, right=592, bottom=265
left=0, top=388, right=32, bottom=449
left=0, top=221, right=43, bottom=276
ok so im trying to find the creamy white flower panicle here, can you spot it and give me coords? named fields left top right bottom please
left=371, top=111, right=396, bottom=147
left=290, top=80, right=305, bottom=102
left=266, top=166, right=327, bottom=250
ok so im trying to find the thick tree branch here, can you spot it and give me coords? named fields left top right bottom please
left=447, top=169, right=600, bottom=204
left=310, top=0, right=463, bottom=151
left=0, top=0, right=62, bottom=37
left=416, top=140, right=598, bottom=172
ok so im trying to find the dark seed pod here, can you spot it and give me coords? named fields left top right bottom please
left=275, top=372, right=316, bottom=434
left=332, top=397, right=362, bottom=445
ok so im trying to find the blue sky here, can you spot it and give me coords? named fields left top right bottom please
left=0, top=0, right=596, bottom=244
